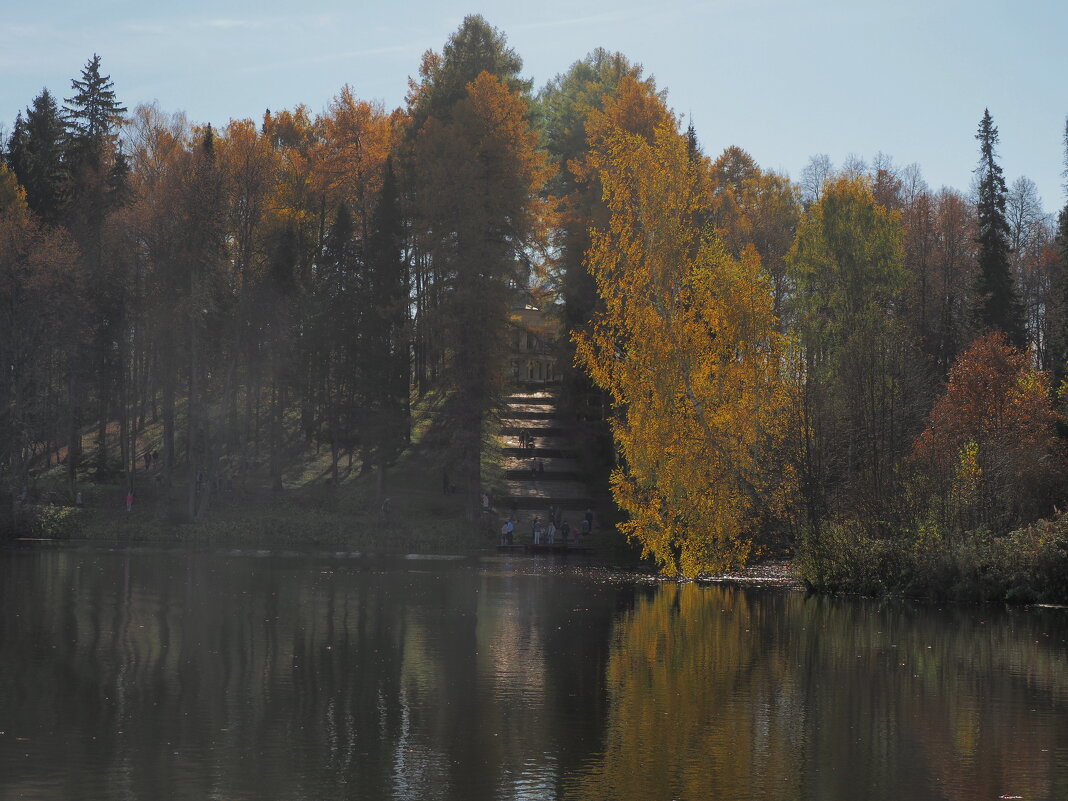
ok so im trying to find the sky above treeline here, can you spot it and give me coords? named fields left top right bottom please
left=3, top=0, right=1067, bottom=211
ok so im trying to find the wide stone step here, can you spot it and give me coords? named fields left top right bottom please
left=505, top=400, right=559, bottom=410
left=501, top=447, right=577, bottom=459
left=504, top=469, right=584, bottom=481
left=502, top=410, right=559, bottom=421
left=503, top=434, right=572, bottom=449
left=500, top=425, right=567, bottom=437
left=504, top=479, right=590, bottom=497
left=502, top=455, right=576, bottom=470
left=498, top=497, right=594, bottom=511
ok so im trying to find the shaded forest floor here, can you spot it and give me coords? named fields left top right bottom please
left=9, top=393, right=489, bottom=551
left=6, top=388, right=636, bottom=558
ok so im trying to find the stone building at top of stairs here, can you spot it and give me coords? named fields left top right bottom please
left=509, top=296, right=560, bottom=385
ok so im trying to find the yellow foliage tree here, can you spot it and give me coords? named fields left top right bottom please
left=575, top=107, right=793, bottom=577
left=0, top=164, right=26, bottom=214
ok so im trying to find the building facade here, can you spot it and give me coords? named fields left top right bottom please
left=510, top=302, right=560, bottom=384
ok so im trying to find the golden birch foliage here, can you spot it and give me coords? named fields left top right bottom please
left=318, top=87, right=392, bottom=226
left=570, top=75, right=671, bottom=187
left=261, top=106, right=322, bottom=235
left=0, top=164, right=26, bottom=214
left=575, top=112, right=793, bottom=577
left=217, top=119, right=280, bottom=285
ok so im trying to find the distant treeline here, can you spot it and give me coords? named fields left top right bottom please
left=4, top=16, right=1068, bottom=593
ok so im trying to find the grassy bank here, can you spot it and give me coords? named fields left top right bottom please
left=3, top=392, right=508, bottom=552
left=9, top=464, right=499, bottom=553
left=798, top=514, right=1068, bottom=604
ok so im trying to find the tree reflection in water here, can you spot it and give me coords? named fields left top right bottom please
left=1, top=551, right=1066, bottom=801
left=565, top=584, right=1068, bottom=801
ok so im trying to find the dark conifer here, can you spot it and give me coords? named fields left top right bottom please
left=972, top=108, right=1026, bottom=347
left=685, top=121, right=701, bottom=163
left=408, top=14, right=529, bottom=131
left=1050, top=116, right=1068, bottom=388
left=5, top=111, right=28, bottom=180
left=60, top=58, right=130, bottom=478
left=1052, top=208, right=1068, bottom=388
left=63, top=54, right=127, bottom=167
left=201, top=122, right=215, bottom=160
left=363, top=158, right=410, bottom=477
left=20, top=89, right=68, bottom=222
left=316, top=202, right=361, bottom=470
left=105, top=148, right=131, bottom=209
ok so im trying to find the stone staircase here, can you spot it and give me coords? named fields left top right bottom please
left=495, top=387, right=597, bottom=541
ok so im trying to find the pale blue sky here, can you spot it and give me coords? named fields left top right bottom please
left=3, top=0, right=1067, bottom=211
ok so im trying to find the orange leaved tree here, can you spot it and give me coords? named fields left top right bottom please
left=911, top=332, right=1064, bottom=534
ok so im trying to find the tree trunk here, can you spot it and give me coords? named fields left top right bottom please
left=376, top=457, right=386, bottom=506
left=67, top=363, right=79, bottom=502
left=187, top=300, right=199, bottom=521
left=162, top=361, right=175, bottom=478
left=95, top=364, right=109, bottom=477
left=119, top=334, right=131, bottom=498
left=463, top=410, right=482, bottom=524
left=270, top=375, right=284, bottom=493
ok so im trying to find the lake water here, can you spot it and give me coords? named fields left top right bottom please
left=1, top=548, right=1066, bottom=800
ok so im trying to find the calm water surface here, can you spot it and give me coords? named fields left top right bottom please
left=1, top=548, right=1066, bottom=800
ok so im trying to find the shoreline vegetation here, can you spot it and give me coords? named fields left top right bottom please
left=799, top=517, right=1068, bottom=605
left=4, top=18, right=1068, bottom=605
left=6, top=404, right=1068, bottom=604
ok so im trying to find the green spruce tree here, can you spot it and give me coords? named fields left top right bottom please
left=62, top=56, right=129, bottom=479
left=4, top=112, right=28, bottom=181
left=973, top=108, right=1026, bottom=347
left=1050, top=115, right=1068, bottom=389
left=408, top=18, right=548, bottom=522
left=20, top=90, right=68, bottom=223
left=63, top=54, right=127, bottom=168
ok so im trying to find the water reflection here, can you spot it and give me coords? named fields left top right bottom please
left=1, top=550, right=1066, bottom=801
left=565, top=585, right=1068, bottom=801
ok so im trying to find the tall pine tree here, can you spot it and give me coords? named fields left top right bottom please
left=362, top=158, right=410, bottom=499
left=1051, top=115, right=1068, bottom=388
left=408, top=17, right=549, bottom=522
left=315, top=202, right=362, bottom=483
left=973, top=109, right=1026, bottom=347
left=62, top=56, right=129, bottom=478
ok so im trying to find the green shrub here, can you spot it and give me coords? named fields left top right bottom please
left=27, top=504, right=81, bottom=539
left=798, top=521, right=905, bottom=595
left=798, top=513, right=1068, bottom=604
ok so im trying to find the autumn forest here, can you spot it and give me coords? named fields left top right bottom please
left=4, top=16, right=1068, bottom=599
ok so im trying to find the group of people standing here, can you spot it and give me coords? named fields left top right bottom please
left=529, top=513, right=563, bottom=545
left=499, top=506, right=593, bottom=547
